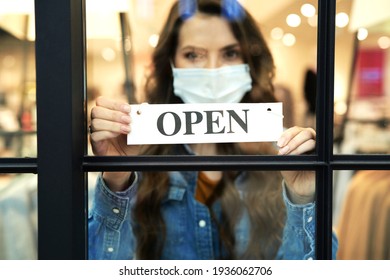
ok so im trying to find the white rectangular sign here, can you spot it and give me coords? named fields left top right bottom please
left=127, top=103, right=283, bottom=145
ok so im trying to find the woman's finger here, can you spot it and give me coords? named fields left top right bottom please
left=281, top=138, right=316, bottom=155
left=95, top=96, right=131, bottom=113
left=91, top=118, right=131, bottom=135
left=91, top=105, right=131, bottom=124
left=277, top=127, right=316, bottom=155
left=90, top=130, right=121, bottom=143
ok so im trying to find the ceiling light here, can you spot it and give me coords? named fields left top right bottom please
left=301, top=4, right=316, bottom=18
left=335, top=12, right=349, bottom=28
left=307, top=15, right=318, bottom=27
left=101, top=47, right=116, bottom=62
left=357, top=28, right=368, bottom=41
left=282, top=33, right=296, bottom=47
left=286, top=14, right=301, bottom=27
left=270, top=27, right=284, bottom=40
left=378, top=36, right=390, bottom=49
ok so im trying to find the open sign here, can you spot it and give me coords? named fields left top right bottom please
left=127, top=103, right=283, bottom=145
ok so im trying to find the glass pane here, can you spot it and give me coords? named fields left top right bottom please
left=333, top=169, right=390, bottom=259
left=85, top=0, right=319, bottom=155
left=0, top=173, right=37, bottom=259
left=0, top=171, right=98, bottom=260
left=0, top=1, right=37, bottom=158
left=334, top=0, right=390, bottom=155
left=88, top=169, right=318, bottom=259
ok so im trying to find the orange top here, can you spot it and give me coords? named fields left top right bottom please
left=195, top=171, right=220, bottom=204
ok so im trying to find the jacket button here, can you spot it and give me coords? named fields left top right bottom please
left=107, top=247, right=114, bottom=252
left=199, top=220, right=206, bottom=227
left=112, top=207, right=120, bottom=214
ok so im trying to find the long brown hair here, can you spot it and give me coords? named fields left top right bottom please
left=133, top=0, right=285, bottom=259
left=143, top=0, right=276, bottom=105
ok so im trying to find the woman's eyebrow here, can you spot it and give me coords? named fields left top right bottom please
left=221, top=43, right=241, bottom=51
left=178, top=45, right=207, bottom=54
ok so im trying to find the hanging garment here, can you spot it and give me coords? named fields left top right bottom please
left=336, top=170, right=390, bottom=259
left=369, top=187, right=390, bottom=259
left=0, top=174, right=37, bottom=260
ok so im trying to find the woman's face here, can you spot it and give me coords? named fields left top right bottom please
left=174, top=14, right=244, bottom=69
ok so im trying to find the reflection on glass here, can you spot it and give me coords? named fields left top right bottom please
left=86, top=0, right=319, bottom=155
left=334, top=0, right=390, bottom=155
left=86, top=0, right=326, bottom=260
left=0, top=1, right=36, bottom=157
left=333, top=170, right=390, bottom=259
left=88, top=169, right=320, bottom=259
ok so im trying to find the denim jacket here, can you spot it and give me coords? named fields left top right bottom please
left=88, top=147, right=338, bottom=260
left=89, top=175, right=338, bottom=260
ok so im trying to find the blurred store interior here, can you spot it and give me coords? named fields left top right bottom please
left=0, top=0, right=389, bottom=259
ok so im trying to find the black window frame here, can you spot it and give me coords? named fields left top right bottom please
left=0, top=0, right=388, bottom=260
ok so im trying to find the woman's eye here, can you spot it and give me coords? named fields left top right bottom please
left=224, top=49, right=241, bottom=60
left=184, top=52, right=199, bottom=60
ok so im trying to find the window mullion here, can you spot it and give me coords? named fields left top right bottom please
left=35, top=0, right=87, bottom=259
left=316, top=0, right=336, bottom=260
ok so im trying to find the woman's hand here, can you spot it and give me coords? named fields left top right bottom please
left=277, top=126, right=316, bottom=204
left=89, top=96, right=140, bottom=191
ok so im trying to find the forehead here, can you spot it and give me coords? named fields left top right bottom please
left=177, top=14, right=239, bottom=48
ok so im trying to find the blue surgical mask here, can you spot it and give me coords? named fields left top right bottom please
left=172, top=64, right=252, bottom=103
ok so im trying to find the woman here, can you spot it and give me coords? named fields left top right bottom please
left=88, top=0, right=338, bottom=259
